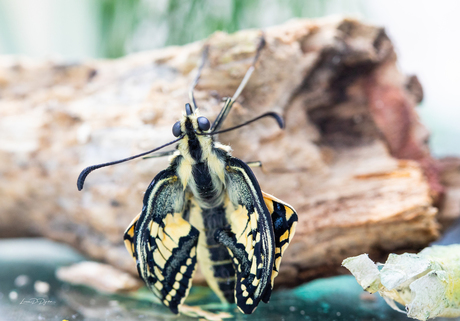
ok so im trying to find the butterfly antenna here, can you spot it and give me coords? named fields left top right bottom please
left=197, top=112, right=283, bottom=136
left=77, top=135, right=184, bottom=191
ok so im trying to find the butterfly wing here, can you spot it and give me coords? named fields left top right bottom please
left=215, top=157, right=276, bottom=314
left=124, top=213, right=140, bottom=261
left=262, top=192, right=298, bottom=286
left=123, top=168, right=199, bottom=314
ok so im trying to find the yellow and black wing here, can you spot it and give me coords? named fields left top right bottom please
left=123, top=168, right=199, bottom=314
left=215, top=157, right=276, bottom=314
left=262, top=192, right=297, bottom=285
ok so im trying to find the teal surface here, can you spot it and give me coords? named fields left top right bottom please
left=0, top=238, right=458, bottom=321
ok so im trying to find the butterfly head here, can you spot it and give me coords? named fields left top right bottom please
left=172, top=103, right=211, bottom=139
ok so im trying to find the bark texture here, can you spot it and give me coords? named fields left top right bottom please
left=0, top=17, right=446, bottom=286
left=438, top=157, right=460, bottom=228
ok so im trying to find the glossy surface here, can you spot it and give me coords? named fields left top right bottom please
left=1, top=238, right=459, bottom=321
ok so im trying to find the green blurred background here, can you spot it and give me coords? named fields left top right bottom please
left=0, top=0, right=459, bottom=156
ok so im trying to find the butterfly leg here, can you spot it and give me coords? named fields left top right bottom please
left=211, top=34, right=266, bottom=132
left=142, top=150, right=177, bottom=160
left=246, top=161, right=262, bottom=168
left=189, top=45, right=210, bottom=112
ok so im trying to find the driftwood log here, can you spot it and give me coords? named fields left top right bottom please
left=0, top=17, right=453, bottom=287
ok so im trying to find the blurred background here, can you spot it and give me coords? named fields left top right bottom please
left=0, top=0, right=460, bottom=157
left=0, top=0, right=458, bottom=156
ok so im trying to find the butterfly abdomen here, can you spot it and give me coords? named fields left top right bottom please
left=180, top=147, right=237, bottom=303
left=202, top=206, right=237, bottom=303
left=189, top=200, right=237, bottom=304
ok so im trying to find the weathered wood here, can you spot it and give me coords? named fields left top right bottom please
left=438, top=157, right=460, bottom=228
left=0, top=17, right=442, bottom=286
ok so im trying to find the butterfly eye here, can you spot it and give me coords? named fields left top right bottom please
left=197, top=117, right=210, bottom=131
left=172, top=121, right=181, bottom=137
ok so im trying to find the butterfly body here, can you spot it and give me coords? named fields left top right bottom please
left=130, top=109, right=278, bottom=313
left=175, top=110, right=227, bottom=209
left=170, top=111, right=242, bottom=306
left=78, top=37, right=297, bottom=315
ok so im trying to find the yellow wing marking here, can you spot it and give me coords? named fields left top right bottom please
left=163, top=212, right=194, bottom=244
left=123, top=213, right=140, bottom=263
left=262, top=192, right=298, bottom=285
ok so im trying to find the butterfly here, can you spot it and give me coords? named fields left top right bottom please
left=77, top=35, right=297, bottom=315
